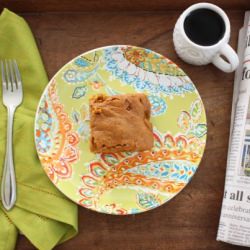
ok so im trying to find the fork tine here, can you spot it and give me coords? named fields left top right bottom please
left=5, top=60, right=12, bottom=91
left=1, top=61, right=7, bottom=91
left=8, top=60, right=17, bottom=90
left=13, top=60, right=22, bottom=90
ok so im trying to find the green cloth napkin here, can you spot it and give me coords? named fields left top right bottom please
left=0, top=9, right=78, bottom=250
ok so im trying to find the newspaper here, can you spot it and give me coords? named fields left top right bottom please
left=217, top=11, right=250, bottom=247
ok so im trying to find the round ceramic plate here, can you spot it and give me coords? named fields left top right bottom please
left=35, top=45, right=207, bottom=215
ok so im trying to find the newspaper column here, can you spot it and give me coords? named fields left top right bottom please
left=217, top=17, right=250, bottom=247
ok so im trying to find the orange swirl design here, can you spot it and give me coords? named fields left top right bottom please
left=37, top=80, right=80, bottom=183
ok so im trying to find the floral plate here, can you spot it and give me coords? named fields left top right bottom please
left=35, top=45, right=207, bottom=215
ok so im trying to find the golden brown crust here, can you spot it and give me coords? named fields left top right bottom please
left=90, top=93, right=153, bottom=153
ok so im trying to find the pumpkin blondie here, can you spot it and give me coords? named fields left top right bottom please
left=90, top=93, right=153, bottom=153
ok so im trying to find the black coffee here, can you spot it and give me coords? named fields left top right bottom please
left=184, top=8, right=225, bottom=46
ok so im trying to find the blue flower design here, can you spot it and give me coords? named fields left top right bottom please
left=183, top=83, right=195, bottom=91
left=115, top=68, right=124, bottom=77
left=172, top=85, right=181, bottom=93
left=64, top=69, right=77, bottom=83
left=107, top=60, right=117, bottom=69
left=134, top=79, right=147, bottom=90
left=123, top=73, right=136, bottom=84
left=148, top=95, right=167, bottom=116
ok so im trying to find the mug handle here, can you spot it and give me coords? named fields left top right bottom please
left=212, top=44, right=239, bottom=73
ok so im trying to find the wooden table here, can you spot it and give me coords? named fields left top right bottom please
left=1, top=0, right=249, bottom=249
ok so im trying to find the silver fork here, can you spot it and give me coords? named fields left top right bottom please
left=1, top=60, right=23, bottom=210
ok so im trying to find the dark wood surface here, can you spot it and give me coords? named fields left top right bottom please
left=11, top=10, right=248, bottom=250
left=0, top=0, right=249, bottom=12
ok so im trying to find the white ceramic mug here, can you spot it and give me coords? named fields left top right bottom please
left=173, top=3, right=239, bottom=73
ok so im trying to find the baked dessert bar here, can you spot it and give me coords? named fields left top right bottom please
left=90, top=93, right=153, bottom=153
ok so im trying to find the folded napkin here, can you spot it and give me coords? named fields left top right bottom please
left=0, top=9, right=78, bottom=250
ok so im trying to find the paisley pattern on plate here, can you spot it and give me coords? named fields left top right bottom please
left=35, top=45, right=207, bottom=215
left=104, top=46, right=195, bottom=95
left=35, top=80, right=80, bottom=184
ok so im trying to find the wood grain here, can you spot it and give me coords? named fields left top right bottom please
left=0, top=0, right=249, bottom=12
left=13, top=10, right=248, bottom=250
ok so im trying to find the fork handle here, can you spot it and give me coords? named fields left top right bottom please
left=1, top=106, right=16, bottom=210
